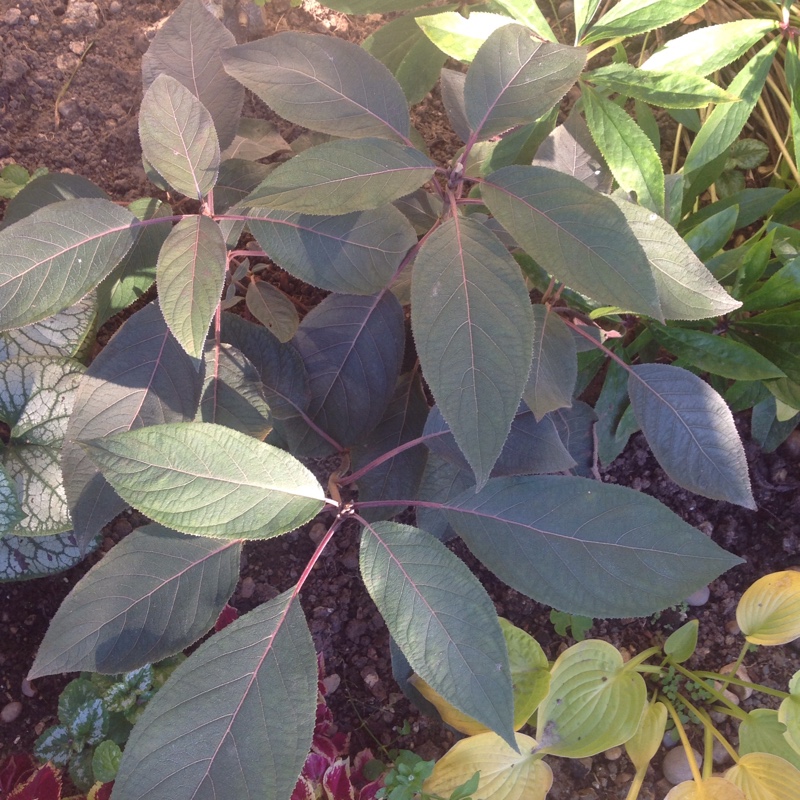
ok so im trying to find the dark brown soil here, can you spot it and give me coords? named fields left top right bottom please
left=2, top=2, right=800, bottom=800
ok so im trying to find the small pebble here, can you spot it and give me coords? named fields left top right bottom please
left=1, top=701, right=22, bottom=723
left=712, top=739, right=730, bottom=766
left=322, top=673, right=340, bottom=695
left=28, top=13, right=38, bottom=24
left=725, top=619, right=741, bottom=635
left=604, top=746, right=622, bottom=761
left=686, top=585, right=710, bottom=606
left=308, top=522, right=326, bottom=545
left=21, top=678, right=36, bottom=698
left=663, top=746, right=702, bottom=785
left=239, top=576, right=255, bottom=599
left=557, top=0, right=573, bottom=18
left=662, top=727, right=680, bottom=748
left=108, top=0, right=122, bottom=12
left=3, top=7, right=22, bottom=25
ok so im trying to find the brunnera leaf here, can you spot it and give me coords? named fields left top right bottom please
left=627, top=364, right=755, bottom=508
left=221, top=32, right=411, bottom=142
left=411, top=215, right=534, bottom=488
left=139, top=74, right=221, bottom=200
left=242, top=138, right=435, bottom=215
left=443, top=475, right=743, bottom=617
left=0, top=199, right=138, bottom=331
left=112, top=590, right=317, bottom=800
left=80, top=422, right=326, bottom=539
left=359, top=521, right=516, bottom=747
left=29, top=524, right=241, bottom=677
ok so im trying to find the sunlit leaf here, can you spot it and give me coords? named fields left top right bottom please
left=415, top=12, right=514, bottom=62
left=725, top=752, right=800, bottom=800
left=625, top=701, right=667, bottom=772
left=739, top=709, right=800, bottom=770
left=664, top=777, right=745, bottom=800
left=779, top=672, right=800, bottom=757
left=737, top=572, right=800, bottom=646
left=246, top=281, right=298, bottom=343
left=582, top=0, right=706, bottom=44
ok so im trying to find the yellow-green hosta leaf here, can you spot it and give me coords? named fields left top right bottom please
left=500, top=618, right=550, bottom=726
left=740, top=709, right=800, bottom=770
left=536, top=639, right=647, bottom=758
left=737, top=571, right=800, bottom=645
left=423, top=732, right=553, bottom=800
left=725, top=752, right=800, bottom=800
left=665, top=620, right=699, bottom=663
left=625, top=701, right=667, bottom=772
left=408, top=674, right=491, bottom=736
left=778, top=672, right=800, bottom=756
left=80, top=422, right=325, bottom=539
left=415, top=12, right=513, bottom=62
left=665, top=777, right=746, bottom=800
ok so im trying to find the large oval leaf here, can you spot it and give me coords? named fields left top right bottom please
left=536, top=639, right=647, bottom=758
left=443, top=475, right=742, bottom=617
left=80, top=422, right=325, bottom=539
left=139, top=74, right=220, bottom=200
left=628, top=364, right=755, bottom=508
left=0, top=199, right=137, bottom=330
left=112, top=590, right=317, bottom=800
left=242, top=139, right=435, bottom=215
left=221, top=32, right=410, bottom=142
left=292, top=291, right=405, bottom=449
left=29, top=525, right=241, bottom=677
left=737, top=571, right=800, bottom=646
left=465, top=25, right=586, bottom=142
left=157, top=215, right=227, bottom=359
left=724, top=752, right=800, bottom=800
left=412, top=215, right=533, bottom=487
left=244, top=205, right=416, bottom=295
left=482, top=166, right=662, bottom=319
left=360, top=521, right=515, bottom=746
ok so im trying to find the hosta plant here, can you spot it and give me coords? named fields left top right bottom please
left=0, top=0, right=766, bottom=797
left=419, top=571, right=800, bottom=800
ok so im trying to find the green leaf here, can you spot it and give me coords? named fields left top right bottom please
left=664, top=620, right=699, bottom=663
left=734, top=307, right=800, bottom=340
left=415, top=12, right=514, bottom=62
left=214, top=160, right=275, bottom=216
left=412, top=215, right=534, bottom=487
left=317, top=0, right=432, bottom=12
left=440, top=68, right=470, bottom=143
left=574, top=0, right=602, bottom=42
left=465, top=25, right=586, bottom=141
left=589, top=63, right=738, bottom=109
left=92, top=740, right=122, bottom=784
left=581, top=0, right=707, bottom=44
left=482, top=166, right=662, bottom=318
left=63, top=302, right=203, bottom=549
left=245, top=281, right=298, bottom=343
left=33, top=725, right=72, bottom=767
left=583, top=85, right=664, bottom=215
left=360, top=521, right=515, bottom=747
left=362, top=14, right=448, bottom=105
left=0, top=464, right=23, bottom=530
left=609, top=196, right=740, bottom=320
left=242, top=138, right=434, bottom=214
left=222, top=32, right=411, bottom=141
left=245, top=205, right=417, bottom=295
left=536, top=640, right=647, bottom=757
left=524, top=305, right=577, bottom=420
left=551, top=400, right=597, bottom=477
left=683, top=40, right=778, bottom=205
left=81, top=422, right=325, bottom=539
left=684, top=205, right=739, bottom=261
left=139, top=74, right=220, bottom=200
left=29, top=524, right=240, bottom=677
left=0, top=199, right=137, bottom=330
left=221, top=118, right=289, bottom=162
left=416, top=454, right=474, bottom=542
left=113, top=590, right=317, bottom=800
left=443, top=475, right=742, bottom=617
left=141, top=0, right=244, bottom=150
left=595, top=358, right=637, bottom=465
left=628, top=364, right=755, bottom=508
left=491, top=0, right=555, bottom=41
left=0, top=531, right=99, bottom=582
left=752, top=396, right=800, bottom=453
left=351, top=372, right=428, bottom=522
left=641, top=19, right=777, bottom=76
left=650, top=325, right=784, bottom=380
left=739, top=709, right=800, bottom=770
left=196, top=343, right=272, bottom=438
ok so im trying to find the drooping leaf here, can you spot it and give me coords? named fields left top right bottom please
left=625, top=701, right=668, bottom=773
left=482, top=166, right=662, bottom=319
left=641, top=19, right=778, bottom=76
left=29, top=524, right=241, bottom=677
left=220, top=118, right=289, bottom=162
left=551, top=401, right=597, bottom=478
left=443, top=475, right=742, bottom=617
left=157, top=215, right=227, bottom=359
left=0, top=531, right=100, bottom=582
left=222, top=32, right=411, bottom=141
left=245, top=281, right=298, bottom=343
left=609, top=196, right=740, bottom=320
left=628, top=364, right=755, bottom=508
left=737, top=571, right=800, bottom=646
left=412, top=215, right=533, bottom=487
left=424, top=732, right=552, bottom=800
left=139, top=74, right=220, bottom=200
left=581, top=0, right=707, bottom=44
left=0, top=199, right=137, bottom=330
left=244, top=204, right=417, bottom=295
left=80, top=422, right=325, bottom=539
left=464, top=25, right=586, bottom=141
left=583, top=84, right=664, bottom=215
left=739, top=709, right=800, bottom=770
left=112, top=590, right=317, bottom=800
left=141, top=0, right=244, bottom=150
left=440, top=68, right=471, bottom=143
left=351, top=372, right=428, bottom=522
left=196, top=343, right=272, bottom=439
left=360, top=521, right=515, bottom=746
left=415, top=12, right=513, bottom=62
left=63, top=302, right=203, bottom=549
left=724, top=752, right=800, bottom=800
left=242, top=138, right=435, bottom=214
left=292, top=291, right=405, bottom=449
left=536, top=640, right=647, bottom=758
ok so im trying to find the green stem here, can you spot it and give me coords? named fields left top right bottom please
left=668, top=661, right=747, bottom=721
left=757, top=94, right=800, bottom=184
left=587, top=36, right=626, bottom=61
left=660, top=697, right=704, bottom=784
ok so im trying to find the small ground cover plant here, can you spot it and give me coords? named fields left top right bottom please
left=0, top=0, right=785, bottom=798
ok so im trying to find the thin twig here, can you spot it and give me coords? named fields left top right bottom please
left=54, top=40, right=94, bottom=129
